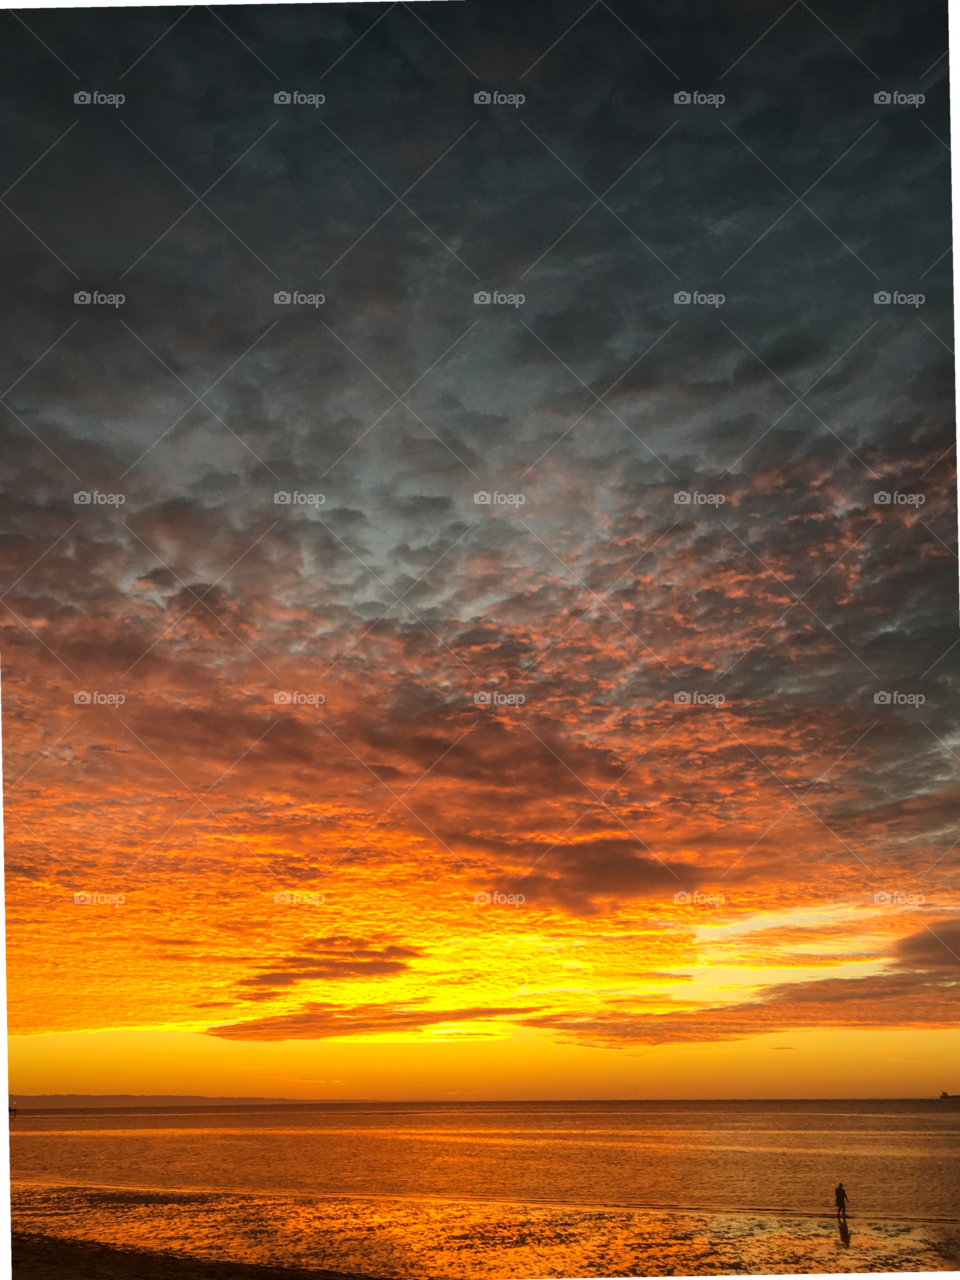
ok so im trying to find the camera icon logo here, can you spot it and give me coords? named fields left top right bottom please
left=74, top=291, right=91, bottom=304
left=674, top=691, right=691, bottom=704
left=873, top=491, right=891, bottom=504
left=274, top=291, right=291, bottom=304
left=74, top=491, right=92, bottom=504
left=874, top=91, right=892, bottom=105
left=274, top=691, right=292, bottom=704
left=74, top=91, right=91, bottom=104
left=274, top=491, right=292, bottom=504
left=474, top=291, right=491, bottom=304
left=474, top=91, right=491, bottom=104
left=73, top=891, right=92, bottom=904
left=474, top=691, right=492, bottom=705
left=673, top=491, right=691, bottom=504
left=474, top=491, right=491, bottom=504
left=873, top=890, right=891, bottom=903
left=874, top=291, right=891, bottom=304
left=874, top=691, right=892, bottom=704
left=674, top=91, right=691, bottom=104
left=674, top=290, right=691, bottom=304
left=274, top=890, right=293, bottom=903
left=473, top=890, right=491, bottom=903
left=673, top=890, right=691, bottom=903
left=274, top=91, right=291, bottom=105
left=74, top=691, right=92, bottom=704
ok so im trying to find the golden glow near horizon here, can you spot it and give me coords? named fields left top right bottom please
left=7, top=716, right=958, bottom=1100
left=10, top=1025, right=960, bottom=1101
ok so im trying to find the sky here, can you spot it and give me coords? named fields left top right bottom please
left=2, top=0, right=958, bottom=1100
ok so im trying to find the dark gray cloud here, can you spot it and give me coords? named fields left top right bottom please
left=208, top=999, right=544, bottom=1041
left=236, top=935, right=422, bottom=999
left=892, top=920, right=960, bottom=968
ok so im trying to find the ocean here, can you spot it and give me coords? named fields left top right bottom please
left=11, top=1100, right=960, bottom=1276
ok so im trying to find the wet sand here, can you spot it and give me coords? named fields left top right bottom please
left=11, top=1205, right=960, bottom=1279
left=12, top=1234, right=380, bottom=1280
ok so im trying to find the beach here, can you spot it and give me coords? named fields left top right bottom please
left=12, top=1190, right=960, bottom=1278
left=12, top=1233, right=376, bottom=1280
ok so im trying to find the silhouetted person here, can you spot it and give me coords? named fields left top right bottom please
left=835, top=1182, right=849, bottom=1219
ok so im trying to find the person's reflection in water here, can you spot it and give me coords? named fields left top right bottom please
left=837, top=1217, right=851, bottom=1247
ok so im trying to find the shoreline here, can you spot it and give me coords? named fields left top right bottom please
left=12, top=1233, right=382, bottom=1280
left=12, top=1180, right=959, bottom=1225
left=12, top=1213, right=960, bottom=1279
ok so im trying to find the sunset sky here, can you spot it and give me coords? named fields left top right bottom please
left=2, top=0, right=957, bottom=1100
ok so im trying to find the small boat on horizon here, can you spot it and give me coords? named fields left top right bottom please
left=940, top=1091, right=951, bottom=1099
